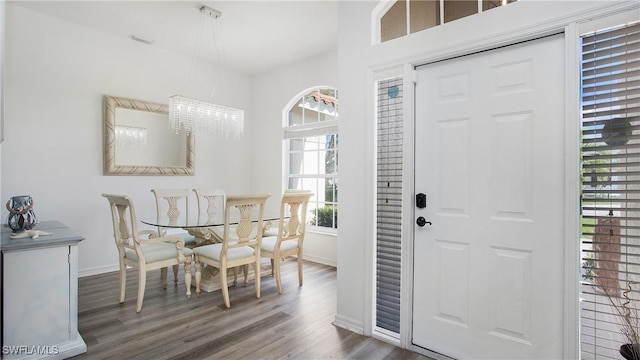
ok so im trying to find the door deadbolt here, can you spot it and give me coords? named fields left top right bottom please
left=416, top=216, right=432, bottom=227
left=416, top=193, right=427, bottom=208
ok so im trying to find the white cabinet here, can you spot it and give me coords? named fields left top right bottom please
left=1, top=221, right=86, bottom=359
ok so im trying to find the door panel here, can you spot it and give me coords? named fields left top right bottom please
left=412, top=34, right=565, bottom=359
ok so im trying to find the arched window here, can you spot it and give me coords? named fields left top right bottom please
left=283, top=87, right=338, bottom=231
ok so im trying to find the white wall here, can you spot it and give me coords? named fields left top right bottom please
left=335, top=0, right=635, bottom=339
left=251, top=50, right=339, bottom=266
left=2, top=4, right=253, bottom=276
left=2, top=3, right=339, bottom=276
left=335, top=1, right=375, bottom=334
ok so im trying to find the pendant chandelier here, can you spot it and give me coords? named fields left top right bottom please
left=168, top=5, right=244, bottom=139
left=169, top=95, right=244, bottom=138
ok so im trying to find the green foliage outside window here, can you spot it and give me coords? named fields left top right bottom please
left=310, top=205, right=338, bottom=228
left=582, top=251, right=594, bottom=282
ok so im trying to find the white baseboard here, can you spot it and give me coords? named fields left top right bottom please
left=79, top=264, right=119, bottom=278
left=55, top=335, right=87, bottom=360
left=79, top=256, right=335, bottom=278
left=303, top=254, right=337, bottom=267
left=333, top=314, right=364, bottom=335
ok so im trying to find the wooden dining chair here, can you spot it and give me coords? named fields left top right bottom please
left=102, top=193, right=194, bottom=312
left=193, top=194, right=271, bottom=308
left=261, top=190, right=313, bottom=294
left=193, top=188, right=226, bottom=223
left=151, top=189, right=197, bottom=247
left=151, top=188, right=198, bottom=284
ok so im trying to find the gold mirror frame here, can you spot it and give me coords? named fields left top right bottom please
left=103, top=95, right=195, bottom=175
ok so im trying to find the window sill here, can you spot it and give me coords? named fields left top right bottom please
left=307, top=227, right=337, bottom=237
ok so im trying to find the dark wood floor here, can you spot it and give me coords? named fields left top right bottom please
left=73, top=259, right=432, bottom=360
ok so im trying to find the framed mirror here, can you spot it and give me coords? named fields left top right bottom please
left=103, top=95, right=195, bottom=175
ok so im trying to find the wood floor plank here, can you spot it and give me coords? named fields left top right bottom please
left=73, top=259, right=433, bottom=360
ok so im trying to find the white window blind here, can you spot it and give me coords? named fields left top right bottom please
left=376, top=76, right=403, bottom=335
left=580, top=21, right=640, bottom=360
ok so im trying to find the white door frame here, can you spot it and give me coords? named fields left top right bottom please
left=365, top=3, right=640, bottom=359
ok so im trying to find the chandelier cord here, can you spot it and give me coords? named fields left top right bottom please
left=182, top=10, right=206, bottom=101
left=207, top=15, right=228, bottom=100
left=207, top=17, right=219, bottom=98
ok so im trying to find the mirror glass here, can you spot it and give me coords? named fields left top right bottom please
left=114, top=108, right=186, bottom=167
left=103, top=95, right=194, bottom=175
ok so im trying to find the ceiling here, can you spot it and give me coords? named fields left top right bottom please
left=10, top=0, right=339, bottom=75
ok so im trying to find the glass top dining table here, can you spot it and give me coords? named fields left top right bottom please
left=141, top=213, right=282, bottom=294
left=140, top=213, right=282, bottom=229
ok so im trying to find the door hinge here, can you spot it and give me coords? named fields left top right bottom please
left=412, top=69, right=418, bottom=84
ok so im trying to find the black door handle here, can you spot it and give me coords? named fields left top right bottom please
left=416, top=216, right=432, bottom=227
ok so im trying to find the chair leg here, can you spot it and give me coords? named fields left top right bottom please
left=298, top=254, right=304, bottom=287
left=274, top=256, right=283, bottom=295
left=243, top=264, right=249, bottom=286
left=160, top=267, right=168, bottom=289
left=194, top=257, right=201, bottom=295
left=136, top=268, right=147, bottom=313
left=172, top=264, right=179, bottom=286
left=270, top=258, right=275, bottom=276
left=184, top=261, right=192, bottom=298
left=232, top=267, right=238, bottom=286
left=119, top=262, right=127, bottom=304
left=255, top=259, right=261, bottom=299
left=221, top=266, right=230, bottom=308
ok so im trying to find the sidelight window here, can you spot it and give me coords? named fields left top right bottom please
left=580, top=21, right=640, bottom=360
left=375, top=76, right=404, bottom=337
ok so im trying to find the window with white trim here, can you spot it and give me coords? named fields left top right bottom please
left=284, top=87, right=338, bottom=231
left=376, top=0, right=518, bottom=44
left=580, top=21, right=640, bottom=360
left=375, top=76, right=403, bottom=337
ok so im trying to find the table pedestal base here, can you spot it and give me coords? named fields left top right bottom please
left=193, top=262, right=274, bottom=293
left=198, top=266, right=245, bottom=293
left=194, top=265, right=249, bottom=293
left=197, top=265, right=221, bottom=293
left=184, top=227, right=274, bottom=293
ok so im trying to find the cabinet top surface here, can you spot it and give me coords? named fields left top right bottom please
left=1, top=220, right=84, bottom=252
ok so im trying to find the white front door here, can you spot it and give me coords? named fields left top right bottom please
left=412, top=34, right=566, bottom=359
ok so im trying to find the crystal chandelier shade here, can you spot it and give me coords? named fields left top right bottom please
left=169, top=95, right=244, bottom=138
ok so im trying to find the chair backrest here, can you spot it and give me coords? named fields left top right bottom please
left=102, top=193, right=141, bottom=254
left=151, top=188, right=191, bottom=229
left=279, top=191, right=313, bottom=242
left=193, top=188, right=226, bottom=221
left=284, top=189, right=312, bottom=193
left=222, top=194, right=271, bottom=250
